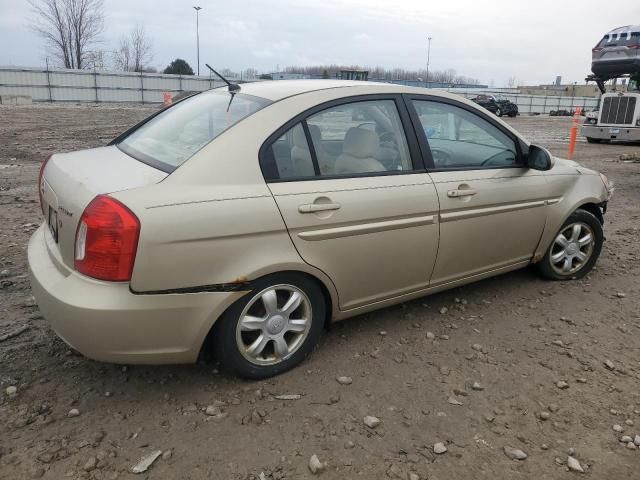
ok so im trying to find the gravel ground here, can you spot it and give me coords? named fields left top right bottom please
left=1, top=103, right=639, bottom=480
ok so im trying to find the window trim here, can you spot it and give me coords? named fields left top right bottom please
left=259, top=94, right=426, bottom=182
left=402, top=94, right=528, bottom=173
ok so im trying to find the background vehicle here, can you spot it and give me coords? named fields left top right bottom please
left=591, top=25, right=640, bottom=77
left=583, top=25, right=640, bottom=144
left=471, top=94, right=518, bottom=117
left=29, top=81, right=611, bottom=378
left=582, top=76, right=640, bottom=143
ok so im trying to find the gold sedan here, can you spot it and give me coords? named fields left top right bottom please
left=29, top=80, right=613, bottom=378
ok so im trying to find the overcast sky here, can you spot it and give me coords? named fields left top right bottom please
left=1, top=0, right=639, bottom=85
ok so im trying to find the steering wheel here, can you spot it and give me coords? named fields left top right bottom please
left=480, top=150, right=514, bottom=167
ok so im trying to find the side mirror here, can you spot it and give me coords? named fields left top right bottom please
left=527, top=145, right=554, bottom=171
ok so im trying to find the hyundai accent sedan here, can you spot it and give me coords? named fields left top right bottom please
left=29, top=80, right=613, bottom=378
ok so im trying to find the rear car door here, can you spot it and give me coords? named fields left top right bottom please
left=261, top=96, right=439, bottom=311
left=407, top=96, right=549, bottom=286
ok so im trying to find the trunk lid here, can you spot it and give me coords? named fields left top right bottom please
left=40, top=145, right=167, bottom=271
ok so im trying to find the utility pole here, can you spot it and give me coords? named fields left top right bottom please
left=426, top=36, right=432, bottom=88
left=193, top=6, right=202, bottom=75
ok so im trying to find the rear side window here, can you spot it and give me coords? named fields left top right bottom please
left=261, top=98, right=415, bottom=181
left=268, top=123, right=316, bottom=179
left=119, top=90, right=270, bottom=172
left=597, top=32, right=640, bottom=48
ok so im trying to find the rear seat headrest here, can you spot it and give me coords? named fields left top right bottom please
left=342, top=127, right=379, bottom=158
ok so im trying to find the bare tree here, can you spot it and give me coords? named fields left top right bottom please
left=112, top=37, right=131, bottom=71
left=243, top=68, right=258, bottom=80
left=130, top=26, right=153, bottom=72
left=29, top=0, right=103, bottom=69
left=280, top=64, right=480, bottom=85
left=112, top=25, right=153, bottom=72
left=506, top=76, right=518, bottom=88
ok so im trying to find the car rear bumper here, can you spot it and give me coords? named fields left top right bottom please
left=28, top=225, right=246, bottom=364
left=581, top=125, right=640, bottom=141
left=591, top=58, right=640, bottom=77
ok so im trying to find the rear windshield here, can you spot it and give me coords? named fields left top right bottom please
left=119, top=90, right=271, bottom=172
left=597, top=32, right=640, bottom=48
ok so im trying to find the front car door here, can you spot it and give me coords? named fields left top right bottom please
left=260, top=96, right=439, bottom=311
left=406, top=96, right=549, bottom=286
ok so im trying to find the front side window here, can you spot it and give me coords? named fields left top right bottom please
left=119, top=90, right=270, bottom=172
left=412, top=100, right=518, bottom=169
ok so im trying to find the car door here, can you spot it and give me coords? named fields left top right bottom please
left=261, top=96, right=440, bottom=311
left=407, top=96, right=549, bottom=286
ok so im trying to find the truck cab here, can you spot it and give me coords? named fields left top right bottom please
left=582, top=77, right=640, bottom=143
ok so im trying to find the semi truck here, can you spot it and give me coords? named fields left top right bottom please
left=581, top=25, right=640, bottom=144
left=581, top=75, right=640, bottom=143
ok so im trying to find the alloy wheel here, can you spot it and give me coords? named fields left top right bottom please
left=549, top=222, right=595, bottom=275
left=235, top=285, right=312, bottom=366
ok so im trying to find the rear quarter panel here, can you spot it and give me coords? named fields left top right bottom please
left=110, top=90, right=360, bottom=312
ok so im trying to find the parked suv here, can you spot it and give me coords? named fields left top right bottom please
left=592, top=25, right=640, bottom=77
left=471, top=94, right=518, bottom=117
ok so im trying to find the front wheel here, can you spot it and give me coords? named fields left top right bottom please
left=495, top=108, right=503, bottom=117
left=535, top=209, right=603, bottom=280
left=212, top=273, right=326, bottom=379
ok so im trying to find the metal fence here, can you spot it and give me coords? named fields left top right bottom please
left=0, top=66, right=602, bottom=114
left=0, top=66, right=238, bottom=104
left=437, top=88, right=601, bottom=114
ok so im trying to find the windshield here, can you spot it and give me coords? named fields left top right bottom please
left=119, top=90, right=271, bottom=172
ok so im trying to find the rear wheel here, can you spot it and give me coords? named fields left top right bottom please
left=536, top=209, right=603, bottom=280
left=212, top=273, right=326, bottom=379
left=586, top=137, right=601, bottom=144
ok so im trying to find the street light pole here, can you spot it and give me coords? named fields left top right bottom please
left=194, top=6, right=202, bottom=76
left=426, top=36, right=432, bottom=88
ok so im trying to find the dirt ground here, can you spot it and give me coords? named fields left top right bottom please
left=1, top=103, right=639, bottom=480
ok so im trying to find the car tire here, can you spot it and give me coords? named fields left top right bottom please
left=508, top=112, right=517, bottom=118
left=586, top=137, right=601, bottom=144
left=212, top=272, right=326, bottom=379
left=495, top=108, right=503, bottom=117
left=535, top=209, right=603, bottom=281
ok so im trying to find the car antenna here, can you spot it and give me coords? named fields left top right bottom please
left=205, top=64, right=241, bottom=93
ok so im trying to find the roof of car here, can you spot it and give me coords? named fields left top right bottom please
left=231, top=79, right=453, bottom=102
left=606, top=25, right=640, bottom=35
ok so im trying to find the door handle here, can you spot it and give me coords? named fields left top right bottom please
left=298, top=202, right=341, bottom=213
left=447, top=189, right=478, bottom=198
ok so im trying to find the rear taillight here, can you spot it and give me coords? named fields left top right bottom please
left=74, top=195, right=140, bottom=282
left=592, top=47, right=602, bottom=52
left=38, top=155, right=52, bottom=214
left=629, top=44, right=640, bottom=50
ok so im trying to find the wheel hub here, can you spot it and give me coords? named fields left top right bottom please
left=266, top=315, right=286, bottom=335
